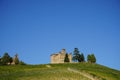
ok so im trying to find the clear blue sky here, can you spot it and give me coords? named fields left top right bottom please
left=0, top=0, right=120, bottom=70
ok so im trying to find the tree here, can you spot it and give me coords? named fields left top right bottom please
left=64, top=53, right=70, bottom=62
left=1, top=53, right=10, bottom=65
left=87, top=54, right=91, bottom=63
left=9, top=57, right=13, bottom=65
left=72, top=48, right=80, bottom=62
left=87, top=54, right=96, bottom=63
left=14, top=54, right=19, bottom=65
left=78, top=54, right=82, bottom=62
left=73, top=48, right=85, bottom=62
left=91, top=54, right=96, bottom=63
left=81, top=53, right=85, bottom=62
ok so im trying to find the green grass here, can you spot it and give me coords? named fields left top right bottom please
left=0, top=63, right=120, bottom=80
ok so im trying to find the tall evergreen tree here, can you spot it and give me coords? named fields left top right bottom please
left=78, top=54, right=82, bottom=62
left=73, top=48, right=85, bottom=62
left=81, top=53, right=85, bottom=62
left=73, top=48, right=80, bottom=62
left=77, top=53, right=85, bottom=62
left=64, top=53, right=70, bottom=62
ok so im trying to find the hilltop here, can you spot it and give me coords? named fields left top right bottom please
left=0, top=63, right=120, bottom=80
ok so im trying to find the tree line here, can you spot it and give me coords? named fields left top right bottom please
left=0, top=53, right=26, bottom=65
left=64, top=48, right=96, bottom=63
left=0, top=48, right=96, bottom=65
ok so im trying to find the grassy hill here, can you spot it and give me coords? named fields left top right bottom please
left=0, top=63, right=120, bottom=80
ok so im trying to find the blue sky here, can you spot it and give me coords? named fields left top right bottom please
left=0, top=0, right=120, bottom=70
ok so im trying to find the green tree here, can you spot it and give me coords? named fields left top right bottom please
left=9, top=57, right=13, bottom=65
left=87, top=54, right=91, bottom=63
left=91, top=54, right=96, bottom=63
left=77, top=53, right=85, bottom=62
left=64, top=53, right=70, bottom=62
left=81, top=53, right=85, bottom=62
left=73, top=48, right=80, bottom=62
left=78, top=54, right=82, bottom=62
left=14, top=54, right=19, bottom=65
left=87, top=54, right=96, bottom=63
left=1, top=53, right=10, bottom=65
left=73, top=48, right=85, bottom=62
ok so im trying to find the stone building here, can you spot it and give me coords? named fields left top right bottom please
left=50, top=49, right=72, bottom=63
left=6, top=54, right=19, bottom=65
left=11, top=54, right=19, bottom=65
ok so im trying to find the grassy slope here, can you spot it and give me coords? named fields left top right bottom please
left=0, top=63, right=120, bottom=80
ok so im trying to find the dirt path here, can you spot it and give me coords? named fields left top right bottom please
left=67, top=68, right=100, bottom=80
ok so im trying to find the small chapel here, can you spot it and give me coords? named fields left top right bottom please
left=50, top=49, right=72, bottom=63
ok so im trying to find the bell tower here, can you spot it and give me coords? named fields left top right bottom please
left=61, top=49, right=66, bottom=54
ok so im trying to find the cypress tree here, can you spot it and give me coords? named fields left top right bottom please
left=64, top=53, right=70, bottom=62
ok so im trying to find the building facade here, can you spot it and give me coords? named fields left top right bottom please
left=50, top=49, right=72, bottom=63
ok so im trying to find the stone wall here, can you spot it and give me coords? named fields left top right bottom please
left=51, top=49, right=72, bottom=63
